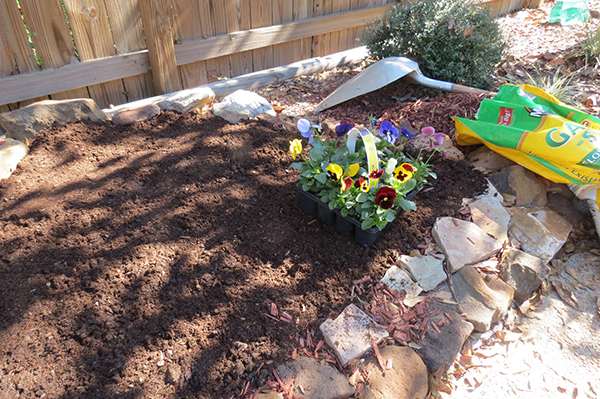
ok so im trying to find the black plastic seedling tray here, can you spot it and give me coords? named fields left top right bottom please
left=296, top=183, right=418, bottom=247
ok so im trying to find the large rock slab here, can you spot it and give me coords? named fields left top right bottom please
left=500, top=248, right=550, bottom=304
left=488, top=164, right=547, bottom=206
left=469, top=196, right=511, bottom=244
left=158, top=87, right=215, bottom=113
left=508, top=207, right=572, bottom=261
left=0, top=138, right=28, bottom=180
left=0, top=99, right=107, bottom=141
left=432, top=217, right=502, bottom=273
left=397, top=254, right=447, bottom=291
left=362, top=345, right=428, bottom=399
left=320, top=304, right=389, bottom=366
left=275, top=356, right=354, bottom=399
left=414, top=304, right=473, bottom=373
left=450, top=265, right=514, bottom=332
left=211, top=90, right=276, bottom=124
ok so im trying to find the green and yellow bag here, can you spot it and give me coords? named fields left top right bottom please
left=454, top=83, right=600, bottom=228
left=454, top=84, right=600, bottom=186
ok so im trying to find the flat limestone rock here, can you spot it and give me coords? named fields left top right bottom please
left=158, top=87, right=215, bottom=113
left=320, top=304, right=389, bottom=366
left=380, top=265, right=422, bottom=295
left=489, top=164, right=547, bottom=206
left=508, top=207, right=572, bottom=261
left=397, top=254, right=447, bottom=292
left=211, top=90, right=276, bottom=124
left=432, top=217, right=502, bottom=273
left=275, top=356, right=354, bottom=399
left=111, top=103, right=161, bottom=125
left=469, top=196, right=511, bottom=244
left=0, top=99, right=107, bottom=141
left=0, top=138, right=28, bottom=180
left=413, top=304, right=473, bottom=373
left=362, top=345, right=428, bottom=399
left=500, top=248, right=550, bottom=304
left=450, top=265, right=514, bottom=332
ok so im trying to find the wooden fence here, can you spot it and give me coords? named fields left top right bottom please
left=0, top=0, right=536, bottom=113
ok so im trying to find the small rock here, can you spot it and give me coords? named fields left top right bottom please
left=489, top=165, right=547, bottom=206
left=380, top=265, right=422, bottom=295
left=547, top=192, right=586, bottom=228
left=362, top=345, right=428, bottom=399
left=432, top=217, right=502, bottom=273
left=0, top=99, right=107, bottom=141
left=469, top=196, right=511, bottom=244
left=158, top=87, right=215, bottom=113
left=320, top=304, right=389, bottom=366
left=0, top=138, right=29, bottom=180
left=450, top=265, right=514, bottom=332
left=413, top=303, right=473, bottom=373
left=111, top=103, right=161, bottom=125
left=397, top=254, right=447, bottom=291
left=275, top=356, right=354, bottom=399
left=500, top=248, right=550, bottom=304
left=508, top=207, right=572, bottom=261
left=211, top=90, right=276, bottom=124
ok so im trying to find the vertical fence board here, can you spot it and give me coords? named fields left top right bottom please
left=311, top=0, right=333, bottom=57
left=202, top=0, right=232, bottom=83
left=18, top=0, right=89, bottom=101
left=172, top=0, right=209, bottom=88
left=226, top=0, right=252, bottom=77
left=0, top=0, right=48, bottom=109
left=139, top=0, right=181, bottom=94
left=104, top=0, right=153, bottom=102
left=293, top=0, right=313, bottom=60
left=250, top=0, right=273, bottom=71
left=272, top=0, right=296, bottom=66
left=63, top=0, right=126, bottom=108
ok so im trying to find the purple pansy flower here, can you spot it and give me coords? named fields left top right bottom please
left=422, top=126, right=444, bottom=149
left=400, top=127, right=414, bottom=140
left=379, top=120, right=399, bottom=144
left=297, top=118, right=321, bottom=144
left=335, top=121, right=355, bottom=137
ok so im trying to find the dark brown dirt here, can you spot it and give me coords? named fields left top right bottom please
left=0, top=103, right=487, bottom=398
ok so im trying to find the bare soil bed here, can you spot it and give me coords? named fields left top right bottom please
left=0, top=98, right=487, bottom=399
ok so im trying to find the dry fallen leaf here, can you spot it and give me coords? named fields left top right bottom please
left=550, top=278, right=579, bottom=309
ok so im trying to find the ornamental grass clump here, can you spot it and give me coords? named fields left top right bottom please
left=289, top=117, right=444, bottom=231
left=363, top=0, right=506, bottom=89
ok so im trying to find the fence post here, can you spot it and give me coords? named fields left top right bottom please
left=138, top=0, right=181, bottom=94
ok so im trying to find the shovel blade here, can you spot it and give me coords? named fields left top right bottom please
left=314, top=57, right=419, bottom=113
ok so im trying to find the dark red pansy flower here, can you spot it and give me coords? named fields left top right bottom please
left=375, top=187, right=396, bottom=209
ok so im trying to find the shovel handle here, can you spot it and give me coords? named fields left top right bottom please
left=450, top=83, right=492, bottom=95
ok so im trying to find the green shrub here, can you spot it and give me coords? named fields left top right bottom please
left=363, top=0, right=506, bottom=89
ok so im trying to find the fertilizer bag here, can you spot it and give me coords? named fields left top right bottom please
left=453, top=84, right=600, bottom=231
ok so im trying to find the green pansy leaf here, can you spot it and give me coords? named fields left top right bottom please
left=356, top=192, right=368, bottom=203
left=385, top=210, right=396, bottom=222
left=290, top=162, right=305, bottom=170
left=403, top=179, right=417, bottom=192
left=315, top=173, right=328, bottom=184
left=361, top=218, right=376, bottom=230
